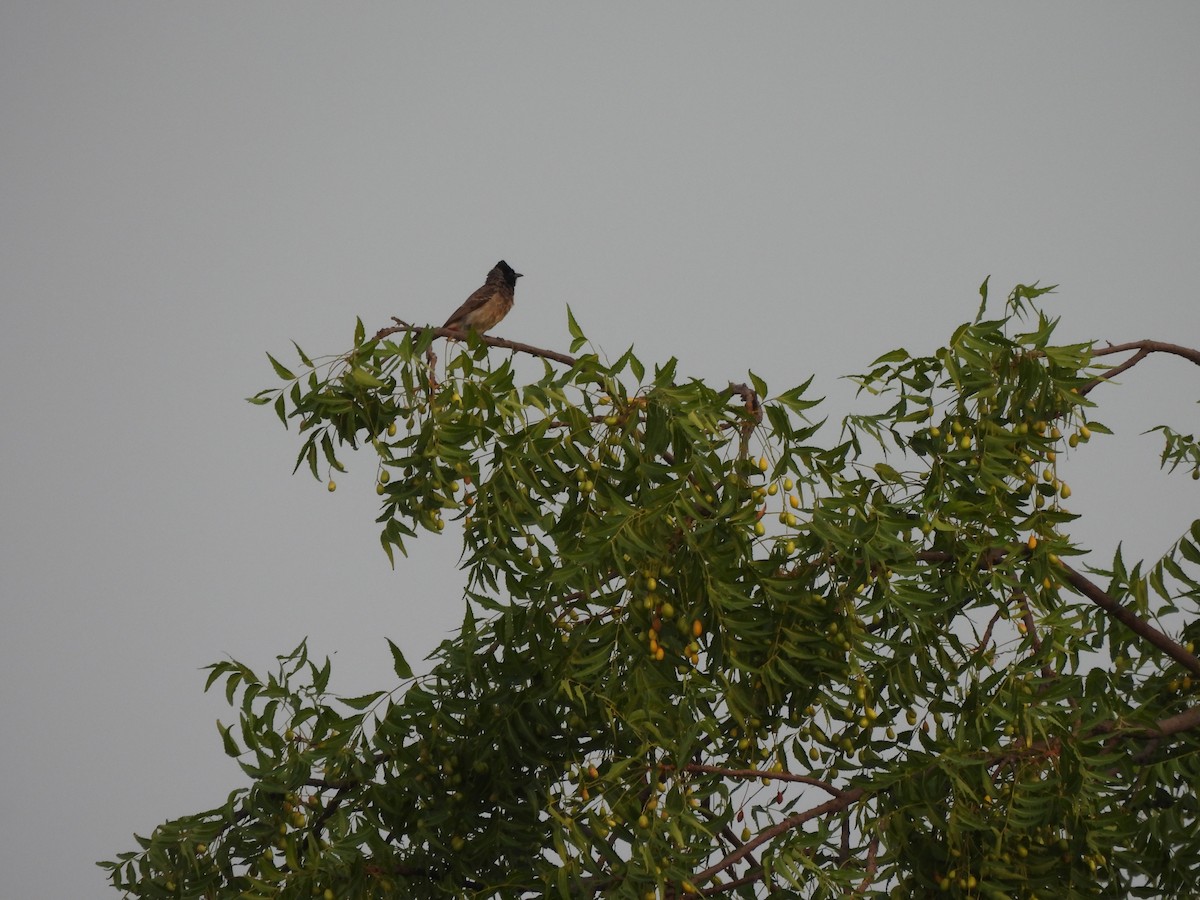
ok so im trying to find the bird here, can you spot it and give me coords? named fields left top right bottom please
left=442, top=260, right=523, bottom=335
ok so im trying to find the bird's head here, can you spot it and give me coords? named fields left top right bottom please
left=492, top=260, right=523, bottom=287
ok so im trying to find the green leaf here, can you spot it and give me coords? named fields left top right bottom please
left=321, top=433, right=346, bottom=473
left=629, top=351, right=645, bottom=383
left=292, top=340, right=314, bottom=368
left=566, top=305, right=586, bottom=353
left=266, top=353, right=295, bottom=381
left=340, top=691, right=385, bottom=711
left=386, top=639, right=414, bottom=679
left=348, top=368, right=386, bottom=388
left=306, top=442, right=319, bottom=479
left=870, top=349, right=911, bottom=366
left=217, top=721, right=240, bottom=757
left=353, top=317, right=365, bottom=347
left=310, top=656, right=331, bottom=694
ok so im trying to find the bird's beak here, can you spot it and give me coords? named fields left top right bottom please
left=516, top=272, right=524, bottom=279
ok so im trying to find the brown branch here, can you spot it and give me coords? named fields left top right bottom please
left=681, top=763, right=844, bottom=797
left=724, top=382, right=762, bottom=462
left=1012, top=590, right=1056, bottom=681
left=918, top=548, right=1200, bottom=678
left=972, top=609, right=1004, bottom=655
left=718, top=825, right=760, bottom=873
left=700, top=867, right=764, bottom=896
left=1152, top=703, right=1200, bottom=739
left=1059, top=562, right=1200, bottom=677
left=375, top=319, right=579, bottom=366
left=694, top=788, right=866, bottom=885
left=1081, top=340, right=1200, bottom=396
left=853, top=834, right=880, bottom=895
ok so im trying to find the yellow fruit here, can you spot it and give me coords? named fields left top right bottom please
left=692, top=619, right=703, bottom=638
left=1027, top=535, right=1038, bottom=550
left=638, top=814, right=650, bottom=829
left=754, top=522, right=765, bottom=537
left=450, top=835, right=465, bottom=851
left=379, top=470, right=390, bottom=484
left=759, top=456, right=769, bottom=472
left=387, top=422, right=397, bottom=437
left=767, top=482, right=778, bottom=496
left=1059, top=483, right=1071, bottom=499
left=327, top=480, right=337, bottom=492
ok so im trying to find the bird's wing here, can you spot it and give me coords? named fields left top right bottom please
left=443, top=284, right=491, bottom=327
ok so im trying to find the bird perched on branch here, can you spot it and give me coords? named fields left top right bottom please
left=442, top=260, right=522, bottom=335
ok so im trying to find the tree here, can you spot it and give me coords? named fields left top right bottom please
left=102, top=282, right=1200, bottom=898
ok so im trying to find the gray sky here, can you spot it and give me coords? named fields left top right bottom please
left=2, top=4, right=1198, bottom=896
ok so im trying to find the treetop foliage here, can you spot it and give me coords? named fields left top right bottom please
left=103, top=281, right=1200, bottom=898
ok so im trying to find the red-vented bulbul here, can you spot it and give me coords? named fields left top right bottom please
left=442, top=260, right=522, bottom=334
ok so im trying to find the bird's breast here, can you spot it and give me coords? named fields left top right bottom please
left=465, top=293, right=513, bottom=331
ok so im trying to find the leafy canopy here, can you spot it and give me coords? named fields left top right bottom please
left=103, top=282, right=1200, bottom=898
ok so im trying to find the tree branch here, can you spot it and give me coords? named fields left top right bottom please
left=694, top=788, right=866, bottom=885
left=681, top=763, right=844, bottom=797
left=1081, top=340, right=1200, bottom=396
left=374, top=320, right=579, bottom=366
left=1059, top=562, right=1200, bottom=677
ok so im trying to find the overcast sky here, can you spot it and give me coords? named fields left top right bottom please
left=2, top=4, right=1198, bottom=896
